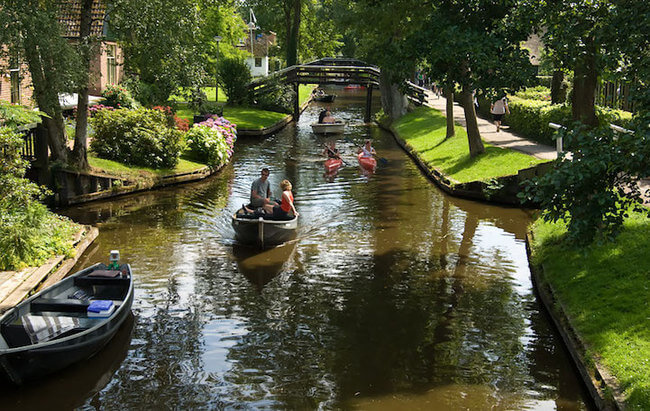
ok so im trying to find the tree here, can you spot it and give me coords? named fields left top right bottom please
left=420, top=0, right=535, bottom=157
left=0, top=0, right=84, bottom=163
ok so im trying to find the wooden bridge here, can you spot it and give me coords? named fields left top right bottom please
left=248, top=57, right=428, bottom=122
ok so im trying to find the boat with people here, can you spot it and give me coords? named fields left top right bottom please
left=0, top=253, right=134, bottom=385
left=324, top=157, right=343, bottom=174
left=232, top=210, right=298, bottom=248
left=313, top=94, right=336, bottom=103
left=357, top=152, right=377, bottom=171
left=311, top=122, right=345, bottom=135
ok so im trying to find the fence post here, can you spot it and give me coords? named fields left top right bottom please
left=365, top=85, right=373, bottom=122
left=293, top=82, right=300, bottom=120
left=548, top=122, right=564, bottom=155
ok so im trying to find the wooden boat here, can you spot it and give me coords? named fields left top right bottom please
left=0, top=263, right=134, bottom=385
left=324, top=158, right=343, bottom=174
left=358, top=153, right=377, bottom=171
left=311, top=122, right=345, bottom=135
left=313, top=94, right=336, bottom=103
left=232, top=211, right=298, bottom=248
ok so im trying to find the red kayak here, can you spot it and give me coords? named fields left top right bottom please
left=357, top=153, right=377, bottom=171
left=324, top=158, right=343, bottom=174
left=344, top=84, right=365, bottom=90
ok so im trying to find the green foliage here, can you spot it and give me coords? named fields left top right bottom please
left=217, top=58, right=251, bottom=105
left=101, top=84, right=137, bottom=109
left=185, top=117, right=236, bottom=167
left=252, top=76, right=295, bottom=114
left=90, top=108, right=184, bottom=169
left=514, top=86, right=551, bottom=101
left=0, top=127, right=77, bottom=270
left=521, top=124, right=650, bottom=245
left=0, top=101, right=44, bottom=128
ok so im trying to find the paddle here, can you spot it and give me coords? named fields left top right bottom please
left=344, top=137, right=388, bottom=165
left=322, top=143, right=348, bottom=166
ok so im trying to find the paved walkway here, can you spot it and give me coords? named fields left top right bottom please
left=423, top=90, right=557, bottom=161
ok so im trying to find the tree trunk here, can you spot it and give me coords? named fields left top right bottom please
left=379, top=71, right=408, bottom=120
left=550, top=70, right=566, bottom=104
left=571, top=39, right=598, bottom=127
left=286, top=0, right=301, bottom=66
left=460, top=86, right=484, bottom=157
left=71, top=0, right=93, bottom=170
left=444, top=86, right=455, bottom=139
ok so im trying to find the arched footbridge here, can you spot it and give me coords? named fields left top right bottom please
left=248, top=57, right=428, bottom=122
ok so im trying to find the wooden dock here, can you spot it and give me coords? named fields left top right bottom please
left=0, top=226, right=98, bottom=313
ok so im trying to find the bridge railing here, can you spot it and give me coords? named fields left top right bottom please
left=17, top=123, right=38, bottom=161
left=404, top=81, right=428, bottom=106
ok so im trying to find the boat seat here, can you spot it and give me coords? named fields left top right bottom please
left=1, top=323, right=31, bottom=348
left=73, top=276, right=130, bottom=287
left=31, top=298, right=90, bottom=313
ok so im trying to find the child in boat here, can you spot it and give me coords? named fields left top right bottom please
left=358, top=139, right=376, bottom=158
left=267, top=180, right=299, bottom=219
left=322, top=141, right=340, bottom=159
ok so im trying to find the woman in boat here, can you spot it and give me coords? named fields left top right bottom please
left=321, top=109, right=337, bottom=124
left=267, top=180, right=299, bottom=219
left=357, top=139, right=376, bottom=158
left=322, top=140, right=340, bottom=159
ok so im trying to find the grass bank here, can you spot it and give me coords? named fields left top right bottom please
left=530, top=214, right=650, bottom=409
left=393, top=106, right=545, bottom=183
left=88, top=155, right=207, bottom=180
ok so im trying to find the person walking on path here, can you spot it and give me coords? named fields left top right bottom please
left=490, top=96, right=510, bottom=133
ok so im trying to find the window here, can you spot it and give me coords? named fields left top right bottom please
left=10, top=69, right=20, bottom=104
left=106, top=44, right=117, bottom=84
left=255, top=57, right=262, bottom=68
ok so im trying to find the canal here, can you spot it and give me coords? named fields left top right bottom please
left=3, top=91, right=592, bottom=409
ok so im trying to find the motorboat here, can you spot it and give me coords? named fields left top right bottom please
left=232, top=210, right=298, bottom=248
left=311, top=122, right=346, bottom=135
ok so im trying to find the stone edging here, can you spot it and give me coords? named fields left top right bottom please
left=525, top=232, right=626, bottom=411
left=379, top=121, right=550, bottom=206
left=0, top=225, right=98, bottom=313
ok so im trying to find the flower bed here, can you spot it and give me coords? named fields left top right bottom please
left=185, top=116, right=237, bottom=167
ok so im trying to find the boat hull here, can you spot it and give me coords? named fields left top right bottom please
left=232, top=213, right=298, bottom=248
left=313, top=94, right=336, bottom=102
left=311, top=123, right=345, bottom=135
left=358, top=154, right=377, bottom=171
left=324, top=158, right=343, bottom=174
left=0, top=264, right=134, bottom=385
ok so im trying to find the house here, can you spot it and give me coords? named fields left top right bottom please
left=238, top=32, right=276, bottom=77
left=0, top=0, right=123, bottom=107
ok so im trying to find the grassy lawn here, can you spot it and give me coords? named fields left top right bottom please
left=300, top=84, right=317, bottom=105
left=393, top=106, right=545, bottom=183
left=170, top=86, right=227, bottom=103
left=530, top=214, right=650, bottom=409
left=89, top=154, right=206, bottom=180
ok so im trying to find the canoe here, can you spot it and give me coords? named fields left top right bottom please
left=311, top=122, right=345, bottom=135
left=313, top=94, right=336, bottom=103
left=324, top=158, right=343, bottom=174
left=357, top=153, right=377, bottom=171
left=344, top=84, right=365, bottom=90
left=0, top=263, right=134, bottom=385
left=232, top=211, right=298, bottom=248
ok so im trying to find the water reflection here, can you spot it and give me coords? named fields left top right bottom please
left=43, top=90, right=594, bottom=409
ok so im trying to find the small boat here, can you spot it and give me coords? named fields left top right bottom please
left=313, top=94, right=336, bottom=103
left=311, top=122, right=346, bottom=135
left=344, top=84, right=365, bottom=90
left=324, top=158, right=343, bottom=174
left=0, top=260, right=134, bottom=385
left=232, top=211, right=298, bottom=248
left=358, top=153, right=377, bottom=171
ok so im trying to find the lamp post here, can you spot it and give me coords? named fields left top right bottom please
left=214, top=36, right=222, bottom=102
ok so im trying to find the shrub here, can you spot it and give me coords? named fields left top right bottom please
left=174, top=116, right=190, bottom=132
left=90, top=108, right=184, bottom=168
left=101, top=84, right=137, bottom=109
left=520, top=124, right=650, bottom=245
left=185, top=116, right=237, bottom=166
left=218, top=58, right=251, bottom=105
left=88, top=104, right=115, bottom=117
left=252, top=76, right=295, bottom=114
left=0, top=126, right=77, bottom=270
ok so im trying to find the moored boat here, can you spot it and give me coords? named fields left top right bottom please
left=0, top=259, right=134, bottom=385
left=324, top=158, right=343, bottom=174
left=357, top=153, right=377, bottom=171
left=232, top=211, right=298, bottom=248
left=311, top=122, right=346, bottom=135
left=313, top=94, right=336, bottom=103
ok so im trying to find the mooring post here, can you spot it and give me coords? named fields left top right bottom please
left=293, top=82, right=300, bottom=120
left=34, top=123, right=50, bottom=186
left=364, top=85, right=373, bottom=122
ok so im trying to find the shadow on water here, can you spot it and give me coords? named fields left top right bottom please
left=0, top=313, right=135, bottom=410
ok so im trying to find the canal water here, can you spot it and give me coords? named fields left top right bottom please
left=2, top=91, right=592, bottom=409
